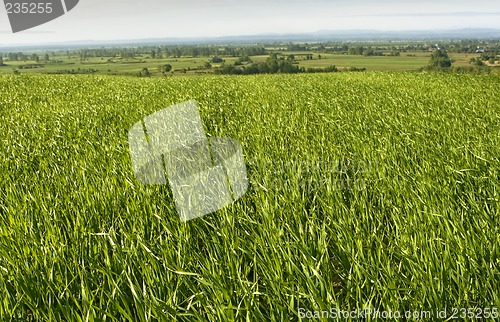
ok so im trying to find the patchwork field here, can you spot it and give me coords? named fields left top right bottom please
left=0, top=51, right=491, bottom=77
left=0, top=72, right=499, bottom=320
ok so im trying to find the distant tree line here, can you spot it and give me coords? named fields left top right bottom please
left=428, top=50, right=452, bottom=68
left=214, top=53, right=340, bottom=75
left=2, top=40, right=498, bottom=64
left=423, top=49, right=493, bottom=74
left=4, top=52, right=43, bottom=62
left=67, top=41, right=499, bottom=58
left=69, top=45, right=267, bottom=60
left=345, top=46, right=400, bottom=56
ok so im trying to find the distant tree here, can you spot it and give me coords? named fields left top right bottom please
left=150, top=50, right=156, bottom=59
left=306, top=65, right=338, bottom=73
left=211, top=57, right=223, bottom=63
left=488, top=57, right=495, bottom=65
left=157, top=64, right=172, bottom=72
left=140, top=67, right=150, bottom=77
left=44, top=54, right=49, bottom=62
left=235, top=55, right=251, bottom=65
left=0, top=56, right=4, bottom=66
left=243, top=65, right=260, bottom=74
left=428, top=49, right=452, bottom=68
left=268, top=59, right=279, bottom=73
left=363, top=47, right=374, bottom=56
left=318, top=54, right=322, bottom=59
left=258, top=62, right=270, bottom=73
left=480, top=52, right=492, bottom=61
left=348, top=46, right=364, bottom=55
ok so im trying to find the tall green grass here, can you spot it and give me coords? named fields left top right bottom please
left=1, top=72, right=499, bottom=321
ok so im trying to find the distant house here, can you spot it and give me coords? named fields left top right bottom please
left=475, top=49, right=485, bottom=53
left=428, top=46, right=440, bottom=52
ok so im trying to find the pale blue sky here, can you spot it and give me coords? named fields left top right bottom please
left=1, top=0, right=500, bottom=45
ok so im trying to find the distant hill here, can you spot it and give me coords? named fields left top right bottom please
left=1, top=28, right=499, bottom=50
left=210, top=28, right=500, bottom=42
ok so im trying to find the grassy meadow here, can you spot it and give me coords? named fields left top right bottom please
left=0, top=72, right=499, bottom=320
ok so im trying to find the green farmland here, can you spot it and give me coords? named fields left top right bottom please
left=1, top=72, right=499, bottom=320
left=0, top=51, right=492, bottom=77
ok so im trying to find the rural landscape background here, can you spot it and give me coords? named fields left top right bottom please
left=0, top=36, right=499, bottom=77
left=1, top=0, right=500, bottom=320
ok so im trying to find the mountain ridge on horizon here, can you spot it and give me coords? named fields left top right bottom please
left=1, top=27, right=499, bottom=49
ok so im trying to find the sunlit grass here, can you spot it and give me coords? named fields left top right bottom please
left=0, top=72, right=499, bottom=320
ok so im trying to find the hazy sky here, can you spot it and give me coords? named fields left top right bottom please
left=1, top=0, right=500, bottom=45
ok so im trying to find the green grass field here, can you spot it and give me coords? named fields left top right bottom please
left=1, top=72, right=499, bottom=320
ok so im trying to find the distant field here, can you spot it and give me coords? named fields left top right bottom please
left=1, top=72, right=499, bottom=320
left=256, top=52, right=484, bottom=71
left=0, top=51, right=492, bottom=76
left=0, top=56, right=217, bottom=77
left=296, top=53, right=429, bottom=71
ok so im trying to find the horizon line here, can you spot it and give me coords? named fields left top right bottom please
left=1, top=27, right=500, bottom=48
